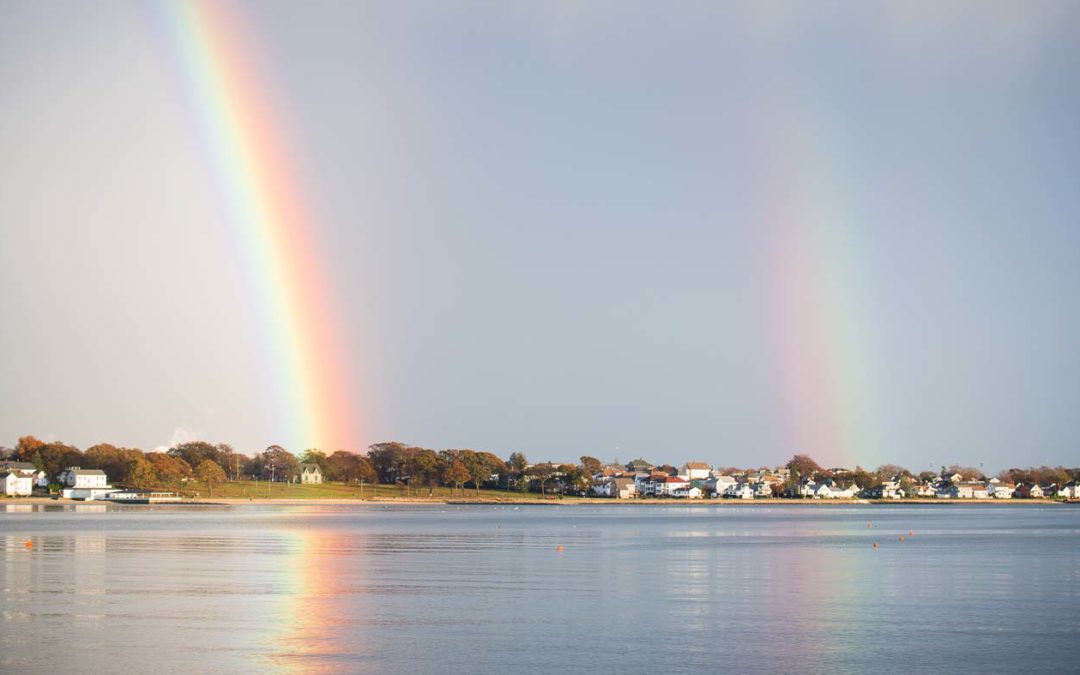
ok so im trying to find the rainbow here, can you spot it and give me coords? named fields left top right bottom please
left=154, top=1, right=360, bottom=452
left=756, top=104, right=881, bottom=470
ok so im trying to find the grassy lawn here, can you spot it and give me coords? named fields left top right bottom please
left=168, top=479, right=560, bottom=501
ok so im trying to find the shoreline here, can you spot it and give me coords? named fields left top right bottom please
left=2, top=496, right=1073, bottom=507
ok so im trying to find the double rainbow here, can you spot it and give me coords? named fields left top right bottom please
left=156, top=0, right=359, bottom=452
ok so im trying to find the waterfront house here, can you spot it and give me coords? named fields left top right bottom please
left=724, top=483, right=755, bottom=499
left=590, top=477, right=637, bottom=499
left=611, top=477, right=636, bottom=499
left=1, top=461, right=37, bottom=475
left=0, top=471, right=33, bottom=496
left=59, top=467, right=113, bottom=500
left=936, top=482, right=989, bottom=499
left=708, top=475, right=737, bottom=497
left=1060, top=481, right=1080, bottom=499
left=671, top=484, right=703, bottom=499
left=990, top=483, right=1015, bottom=499
left=916, top=482, right=938, bottom=497
left=677, top=462, right=712, bottom=481
left=1014, top=483, right=1043, bottom=499
left=655, top=476, right=689, bottom=497
left=60, top=468, right=109, bottom=489
left=301, top=463, right=323, bottom=485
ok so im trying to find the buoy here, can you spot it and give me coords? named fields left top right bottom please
left=23, top=540, right=32, bottom=548
left=872, top=543, right=878, bottom=548
left=908, top=531, right=914, bottom=537
left=556, top=545, right=565, bottom=552
left=899, top=535, right=905, bottom=541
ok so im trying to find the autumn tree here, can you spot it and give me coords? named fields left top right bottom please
left=787, top=454, right=821, bottom=481
left=36, top=442, right=84, bottom=479
left=443, top=459, right=470, bottom=496
left=195, top=459, right=227, bottom=496
left=120, top=449, right=156, bottom=485
left=146, top=453, right=192, bottom=487
left=14, top=436, right=46, bottom=465
left=84, top=443, right=125, bottom=480
left=252, top=446, right=301, bottom=482
left=459, top=450, right=494, bottom=496
left=414, top=449, right=444, bottom=496
left=478, top=452, right=508, bottom=489
left=532, top=463, right=555, bottom=496
left=326, top=450, right=358, bottom=482
left=168, top=441, right=234, bottom=478
left=579, top=456, right=602, bottom=475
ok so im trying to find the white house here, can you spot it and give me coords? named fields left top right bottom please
left=655, top=476, right=689, bottom=497
left=936, top=482, right=989, bottom=499
left=1060, top=481, right=1080, bottom=499
left=59, top=468, right=113, bottom=500
left=724, top=483, right=755, bottom=500
left=677, top=462, right=712, bottom=481
left=300, top=463, right=323, bottom=485
left=0, top=471, right=33, bottom=496
left=590, top=477, right=637, bottom=499
left=671, top=485, right=703, bottom=499
left=990, top=483, right=1015, bottom=499
left=709, top=475, right=737, bottom=497
left=611, top=477, right=636, bottom=499
left=752, top=481, right=773, bottom=498
left=60, top=468, right=109, bottom=489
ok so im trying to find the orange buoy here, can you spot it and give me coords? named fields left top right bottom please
left=899, top=535, right=905, bottom=541
left=908, top=531, right=914, bottom=537
left=872, top=543, right=878, bottom=548
left=555, top=545, right=565, bottom=552
left=23, top=540, right=32, bottom=548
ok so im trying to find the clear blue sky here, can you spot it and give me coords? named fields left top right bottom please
left=1, top=1, right=1078, bottom=471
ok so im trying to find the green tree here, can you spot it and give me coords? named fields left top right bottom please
left=367, top=442, right=412, bottom=484
left=508, top=452, right=528, bottom=492
left=299, top=448, right=330, bottom=476
left=195, top=459, right=227, bottom=496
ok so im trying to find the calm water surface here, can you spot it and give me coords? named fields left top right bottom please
left=1, top=503, right=1078, bottom=673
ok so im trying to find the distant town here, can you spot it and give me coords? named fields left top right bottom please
left=1, top=436, right=1078, bottom=502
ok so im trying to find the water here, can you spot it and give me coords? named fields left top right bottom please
left=1, top=503, right=1078, bottom=674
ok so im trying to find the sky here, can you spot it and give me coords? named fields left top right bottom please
left=1, top=1, right=1078, bottom=471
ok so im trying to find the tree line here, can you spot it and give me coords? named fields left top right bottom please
left=4, top=436, right=1077, bottom=495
